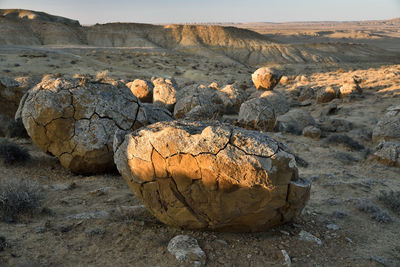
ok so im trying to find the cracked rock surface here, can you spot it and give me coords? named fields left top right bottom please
left=114, top=120, right=311, bottom=231
left=238, top=97, right=276, bottom=132
left=19, top=75, right=148, bottom=174
left=372, top=105, right=400, bottom=143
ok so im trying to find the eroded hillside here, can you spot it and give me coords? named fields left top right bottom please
left=1, top=9, right=399, bottom=65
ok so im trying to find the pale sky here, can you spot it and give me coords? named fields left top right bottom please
left=0, top=0, right=399, bottom=25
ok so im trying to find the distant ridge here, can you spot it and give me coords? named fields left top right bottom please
left=0, top=9, right=398, bottom=65
left=0, top=9, right=80, bottom=26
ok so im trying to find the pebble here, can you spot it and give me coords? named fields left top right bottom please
left=298, top=230, right=323, bottom=246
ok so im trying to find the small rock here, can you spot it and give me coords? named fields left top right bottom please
left=214, top=239, right=228, bottom=246
left=126, top=79, right=153, bottom=103
left=326, top=223, right=340, bottom=230
left=374, top=141, right=400, bottom=166
left=302, top=126, right=321, bottom=139
left=88, top=187, right=113, bottom=196
left=153, top=77, right=179, bottom=111
left=167, top=235, right=206, bottom=267
left=67, top=211, right=109, bottom=220
left=85, top=227, right=105, bottom=236
left=281, top=249, right=291, bottom=266
left=298, top=230, right=322, bottom=246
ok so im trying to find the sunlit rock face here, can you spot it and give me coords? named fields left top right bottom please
left=114, top=120, right=311, bottom=231
left=18, top=75, right=148, bottom=174
left=251, top=67, right=282, bottom=91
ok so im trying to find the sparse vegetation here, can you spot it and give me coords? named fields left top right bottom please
left=0, top=138, right=30, bottom=165
left=0, top=178, right=43, bottom=222
left=378, top=190, right=400, bottom=215
left=324, top=134, right=365, bottom=151
left=5, top=119, right=29, bottom=138
left=357, top=200, right=394, bottom=223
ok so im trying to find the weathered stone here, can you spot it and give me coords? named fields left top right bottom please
left=297, top=86, right=315, bottom=102
left=0, top=75, right=24, bottom=118
left=277, top=109, right=315, bottom=135
left=302, top=126, right=321, bottom=139
left=153, top=77, right=179, bottom=111
left=19, top=75, right=149, bottom=174
left=280, top=76, right=290, bottom=85
left=238, top=98, right=276, bottom=131
left=374, top=141, right=400, bottom=167
left=316, top=86, right=337, bottom=103
left=174, top=84, right=222, bottom=120
left=126, top=79, right=153, bottom=103
left=251, top=67, right=282, bottom=90
left=298, top=230, right=322, bottom=246
left=372, top=105, right=400, bottom=143
left=168, top=235, right=206, bottom=267
left=339, top=82, right=362, bottom=98
left=217, top=84, right=246, bottom=114
left=114, top=120, right=311, bottom=231
left=141, top=103, right=173, bottom=124
left=249, top=90, right=290, bottom=115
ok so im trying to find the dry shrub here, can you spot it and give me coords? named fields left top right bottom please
left=0, top=178, right=43, bottom=222
left=0, top=138, right=30, bottom=165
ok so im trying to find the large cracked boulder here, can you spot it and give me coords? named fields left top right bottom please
left=114, top=120, right=311, bottom=231
left=251, top=67, right=282, bottom=91
left=372, top=105, right=400, bottom=143
left=19, top=75, right=148, bottom=174
left=238, top=98, right=276, bottom=131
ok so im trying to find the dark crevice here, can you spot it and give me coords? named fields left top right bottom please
left=169, top=177, right=208, bottom=226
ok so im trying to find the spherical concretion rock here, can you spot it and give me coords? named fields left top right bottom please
left=238, top=98, right=276, bottom=132
left=316, top=86, right=337, bottom=103
left=259, top=90, right=290, bottom=116
left=217, top=84, right=246, bottom=114
left=20, top=75, right=148, bottom=174
left=153, top=77, right=179, bottom=111
left=113, top=120, right=311, bottom=231
left=372, top=105, right=400, bottom=143
left=276, top=109, right=316, bottom=135
left=126, top=79, right=153, bottom=103
left=174, top=84, right=223, bottom=120
left=251, top=67, right=282, bottom=90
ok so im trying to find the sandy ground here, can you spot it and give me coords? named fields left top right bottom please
left=0, top=21, right=400, bottom=266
